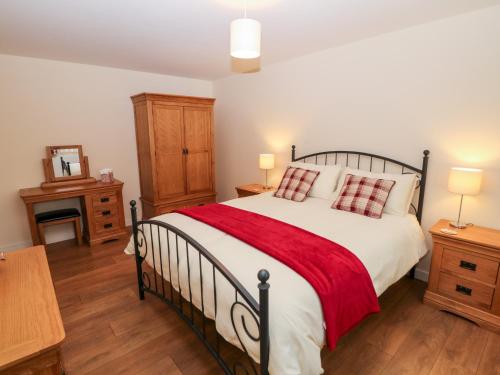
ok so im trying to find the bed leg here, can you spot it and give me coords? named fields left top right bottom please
left=258, top=269, right=270, bottom=375
left=409, top=265, right=416, bottom=279
left=131, top=200, right=145, bottom=300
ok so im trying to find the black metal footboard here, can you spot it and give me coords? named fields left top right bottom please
left=130, top=201, right=270, bottom=375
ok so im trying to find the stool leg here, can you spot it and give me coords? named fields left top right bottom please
left=37, top=223, right=46, bottom=246
left=74, top=217, right=83, bottom=246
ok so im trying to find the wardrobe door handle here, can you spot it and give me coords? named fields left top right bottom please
left=185, top=148, right=189, bottom=155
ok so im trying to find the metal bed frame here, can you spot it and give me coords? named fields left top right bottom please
left=131, top=145, right=430, bottom=375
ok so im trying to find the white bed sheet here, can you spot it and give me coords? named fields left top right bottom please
left=125, top=192, right=427, bottom=375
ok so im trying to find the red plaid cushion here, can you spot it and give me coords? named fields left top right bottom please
left=332, top=174, right=395, bottom=218
left=274, top=167, right=320, bottom=202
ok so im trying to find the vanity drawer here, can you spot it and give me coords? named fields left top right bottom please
left=438, top=272, right=494, bottom=310
left=93, top=205, right=119, bottom=221
left=94, top=217, right=120, bottom=234
left=92, top=191, right=118, bottom=206
left=442, top=247, right=499, bottom=285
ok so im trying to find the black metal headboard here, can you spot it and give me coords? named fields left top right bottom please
left=291, top=145, right=430, bottom=223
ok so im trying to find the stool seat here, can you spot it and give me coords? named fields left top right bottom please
left=35, top=208, right=81, bottom=224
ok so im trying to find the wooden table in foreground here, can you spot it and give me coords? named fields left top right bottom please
left=0, top=246, right=65, bottom=375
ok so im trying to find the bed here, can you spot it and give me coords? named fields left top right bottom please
left=125, top=146, right=430, bottom=375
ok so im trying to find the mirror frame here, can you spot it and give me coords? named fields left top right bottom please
left=42, top=145, right=95, bottom=188
left=46, top=145, right=84, bottom=182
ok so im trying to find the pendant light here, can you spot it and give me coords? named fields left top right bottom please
left=230, top=1, right=261, bottom=59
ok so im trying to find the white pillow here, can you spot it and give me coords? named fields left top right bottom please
left=288, top=162, right=342, bottom=200
left=332, top=167, right=417, bottom=216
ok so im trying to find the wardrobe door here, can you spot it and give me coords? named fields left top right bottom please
left=152, top=104, right=186, bottom=199
left=183, top=107, right=213, bottom=194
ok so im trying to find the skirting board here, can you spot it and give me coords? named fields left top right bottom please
left=1, top=240, right=33, bottom=253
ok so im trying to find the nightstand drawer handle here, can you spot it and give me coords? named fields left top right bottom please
left=456, top=284, right=472, bottom=296
left=100, top=197, right=110, bottom=203
left=459, top=260, right=477, bottom=271
left=102, top=210, right=111, bottom=216
left=104, top=223, right=113, bottom=229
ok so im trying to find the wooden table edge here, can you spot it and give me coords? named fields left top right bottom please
left=0, top=246, right=66, bottom=371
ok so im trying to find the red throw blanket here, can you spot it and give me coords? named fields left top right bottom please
left=175, top=203, right=380, bottom=349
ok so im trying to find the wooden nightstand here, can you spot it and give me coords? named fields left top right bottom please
left=235, top=184, right=275, bottom=198
left=424, top=219, right=500, bottom=332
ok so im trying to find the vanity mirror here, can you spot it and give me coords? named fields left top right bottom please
left=42, top=145, right=95, bottom=188
left=49, top=145, right=82, bottom=179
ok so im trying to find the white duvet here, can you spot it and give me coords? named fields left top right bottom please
left=125, top=192, right=427, bottom=374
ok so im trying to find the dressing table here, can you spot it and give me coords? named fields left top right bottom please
left=19, top=145, right=127, bottom=246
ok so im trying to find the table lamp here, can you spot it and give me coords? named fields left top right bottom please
left=448, top=167, right=482, bottom=228
left=259, top=154, right=275, bottom=189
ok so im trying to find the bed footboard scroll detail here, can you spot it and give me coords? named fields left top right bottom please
left=130, top=201, right=270, bottom=375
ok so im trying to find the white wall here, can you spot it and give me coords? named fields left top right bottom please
left=0, top=54, right=212, bottom=249
left=214, top=6, right=500, bottom=279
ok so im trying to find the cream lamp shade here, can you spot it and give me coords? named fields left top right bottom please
left=448, top=167, right=483, bottom=195
left=259, top=154, right=275, bottom=170
left=230, top=18, right=261, bottom=59
left=448, top=167, right=483, bottom=229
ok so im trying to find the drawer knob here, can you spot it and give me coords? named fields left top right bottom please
left=102, top=210, right=111, bottom=216
left=456, top=284, right=472, bottom=296
left=459, top=260, right=477, bottom=271
left=104, top=223, right=113, bottom=229
left=100, top=197, right=110, bottom=203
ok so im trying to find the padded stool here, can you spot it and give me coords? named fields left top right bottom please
left=35, top=208, right=83, bottom=246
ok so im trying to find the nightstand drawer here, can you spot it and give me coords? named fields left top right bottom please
left=438, top=272, right=494, bottom=310
left=442, top=247, right=499, bottom=285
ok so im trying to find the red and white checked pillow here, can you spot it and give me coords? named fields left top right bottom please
left=274, top=167, right=320, bottom=202
left=332, top=174, right=395, bottom=218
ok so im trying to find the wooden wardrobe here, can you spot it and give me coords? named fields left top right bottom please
left=131, top=93, right=216, bottom=218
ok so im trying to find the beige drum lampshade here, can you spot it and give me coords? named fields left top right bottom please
left=259, top=154, right=275, bottom=170
left=448, top=167, right=483, bottom=195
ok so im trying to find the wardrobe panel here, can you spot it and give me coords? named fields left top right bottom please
left=153, top=105, right=186, bottom=199
left=133, top=102, right=155, bottom=201
left=184, top=107, right=213, bottom=194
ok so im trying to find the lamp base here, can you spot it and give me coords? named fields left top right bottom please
left=449, top=221, right=467, bottom=229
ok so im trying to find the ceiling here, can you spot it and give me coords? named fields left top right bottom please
left=0, top=0, right=499, bottom=80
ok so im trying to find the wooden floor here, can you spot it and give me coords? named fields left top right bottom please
left=46, top=238, right=500, bottom=375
